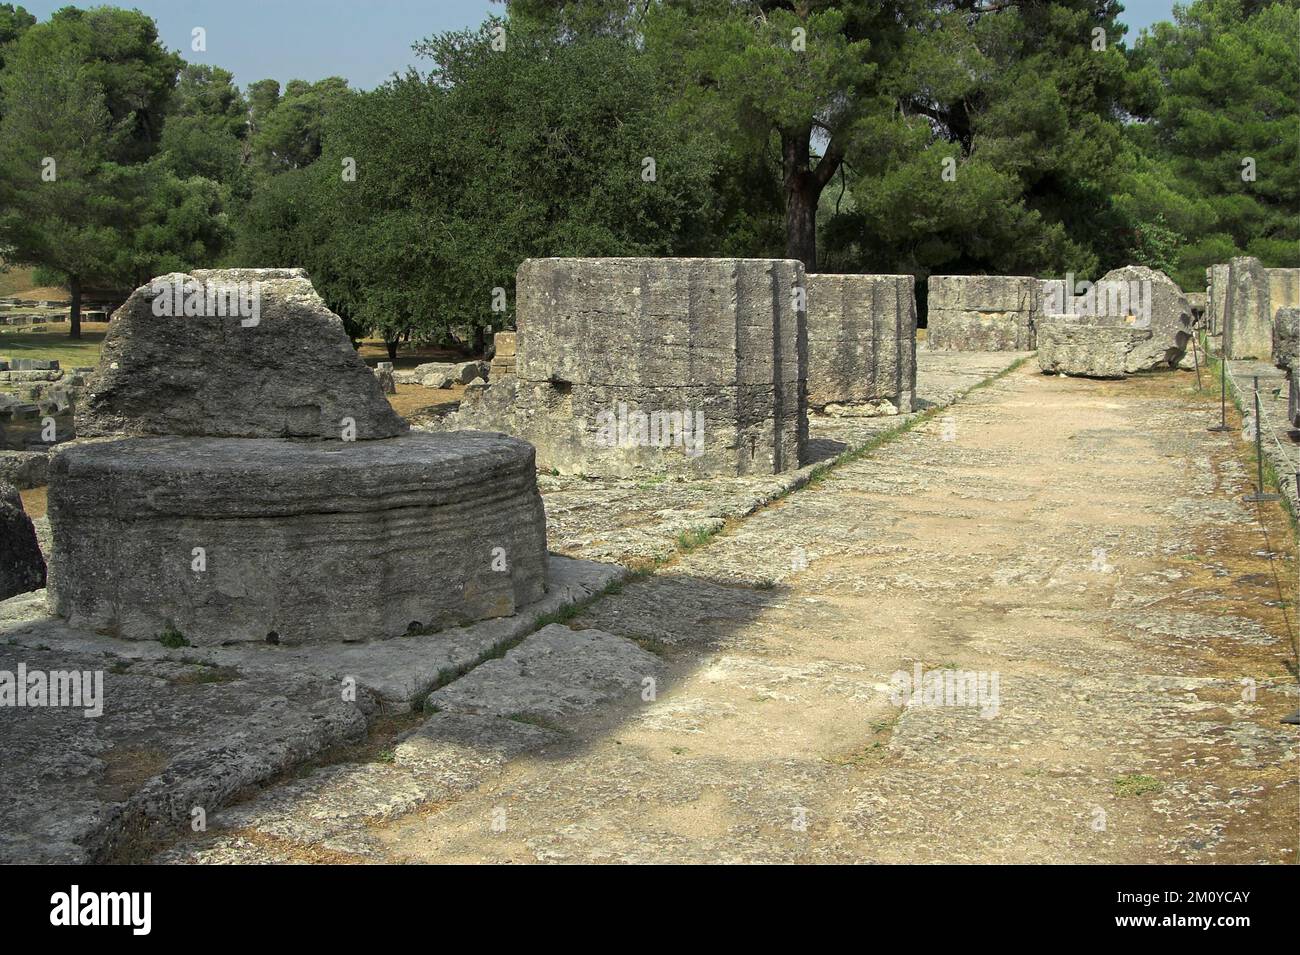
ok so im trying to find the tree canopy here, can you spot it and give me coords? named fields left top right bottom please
left=0, top=0, right=1295, bottom=344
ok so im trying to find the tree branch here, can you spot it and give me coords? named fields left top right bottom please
left=812, top=133, right=844, bottom=191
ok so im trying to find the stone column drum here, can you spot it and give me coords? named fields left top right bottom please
left=461, top=257, right=807, bottom=477
left=47, top=269, right=549, bottom=646
left=47, top=433, right=547, bottom=645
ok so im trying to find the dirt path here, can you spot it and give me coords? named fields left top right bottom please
left=166, top=363, right=1299, bottom=863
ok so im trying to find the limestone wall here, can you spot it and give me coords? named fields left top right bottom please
left=926, top=275, right=1038, bottom=351
left=804, top=273, right=916, bottom=413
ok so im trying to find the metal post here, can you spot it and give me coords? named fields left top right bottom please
left=1243, top=375, right=1280, bottom=503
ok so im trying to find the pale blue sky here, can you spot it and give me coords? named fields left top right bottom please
left=18, top=0, right=1179, bottom=90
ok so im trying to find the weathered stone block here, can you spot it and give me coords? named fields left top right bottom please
left=1089, top=265, right=1192, bottom=369
left=1224, top=256, right=1272, bottom=360
left=1273, top=308, right=1299, bottom=373
left=1290, top=372, right=1300, bottom=430
left=1267, top=268, right=1300, bottom=313
left=77, top=269, right=407, bottom=440
left=804, top=273, right=916, bottom=413
left=374, top=361, right=397, bottom=395
left=1207, top=264, right=1229, bottom=335
left=46, top=432, right=548, bottom=646
left=926, top=275, right=1037, bottom=351
left=0, top=480, right=45, bottom=600
left=0, top=450, right=49, bottom=489
left=1036, top=318, right=1154, bottom=378
left=462, top=257, right=807, bottom=477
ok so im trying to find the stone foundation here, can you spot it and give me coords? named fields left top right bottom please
left=926, top=275, right=1037, bottom=351
left=47, top=432, right=548, bottom=646
left=805, top=274, right=916, bottom=413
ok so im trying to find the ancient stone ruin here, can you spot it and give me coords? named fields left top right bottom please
left=0, top=358, right=88, bottom=451
left=1036, top=323, right=1154, bottom=379
left=1207, top=259, right=1300, bottom=362
left=1223, top=256, right=1272, bottom=360
left=47, top=268, right=548, bottom=646
left=1206, top=263, right=1230, bottom=335
left=0, top=479, right=45, bottom=601
left=804, top=273, right=916, bottom=414
left=458, top=257, right=807, bottom=477
left=1273, top=307, right=1298, bottom=373
left=489, top=331, right=516, bottom=378
left=1036, top=266, right=1192, bottom=378
left=78, top=269, right=406, bottom=440
left=1268, top=268, right=1300, bottom=335
left=926, top=275, right=1039, bottom=351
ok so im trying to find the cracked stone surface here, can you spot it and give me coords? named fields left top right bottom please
left=0, top=555, right=622, bottom=861
left=157, top=357, right=1297, bottom=864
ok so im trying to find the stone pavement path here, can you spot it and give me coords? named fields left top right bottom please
left=166, top=365, right=1299, bottom=863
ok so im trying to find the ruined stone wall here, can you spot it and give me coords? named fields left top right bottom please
left=461, top=257, right=807, bottom=477
left=804, top=273, right=916, bottom=413
left=925, top=275, right=1038, bottom=351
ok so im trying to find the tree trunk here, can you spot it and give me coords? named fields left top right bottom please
left=385, top=338, right=398, bottom=361
left=781, top=126, right=843, bottom=273
left=68, top=275, right=82, bottom=340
